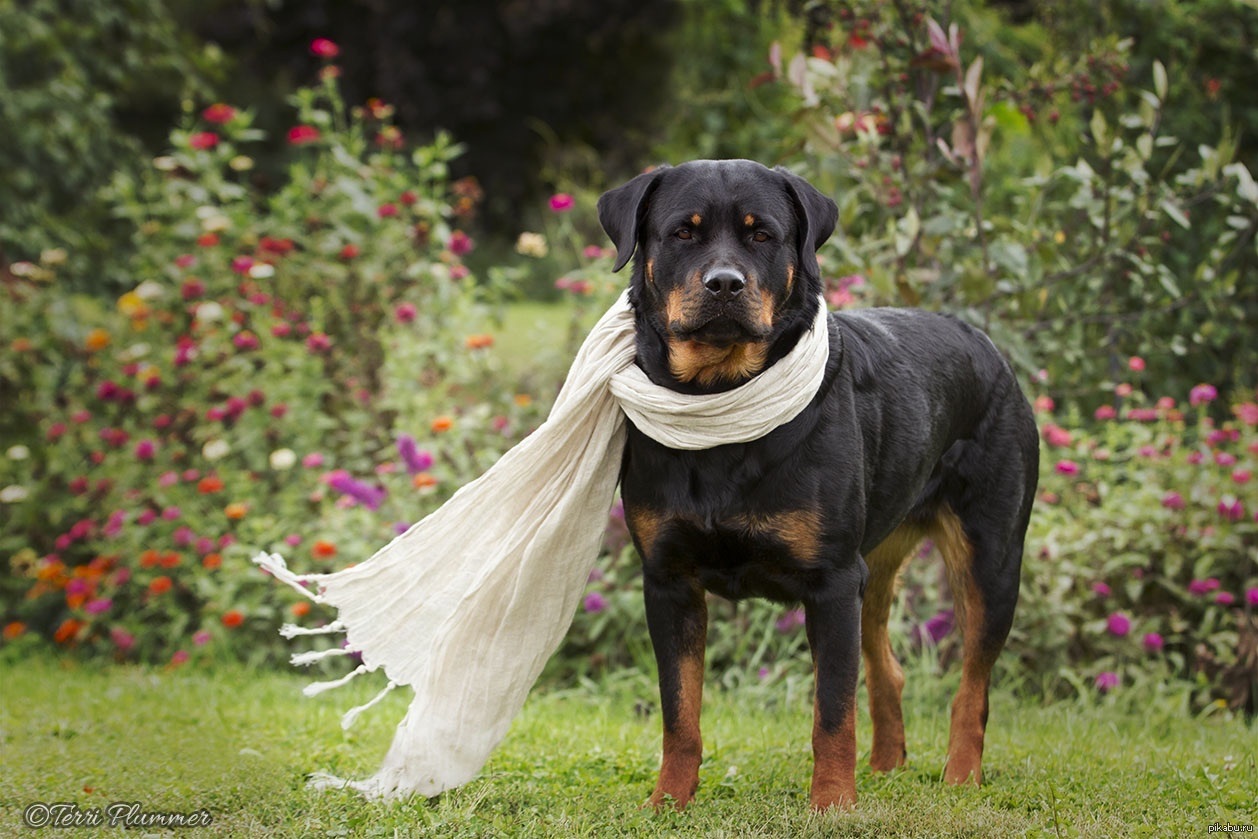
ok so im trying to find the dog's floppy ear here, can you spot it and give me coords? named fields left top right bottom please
left=775, top=167, right=838, bottom=287
left=597, top=166, right=670, bottom=272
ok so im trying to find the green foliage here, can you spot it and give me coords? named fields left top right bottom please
left=0, top=0, right=219, bottom=291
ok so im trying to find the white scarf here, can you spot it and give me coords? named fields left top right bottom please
left=253, top=290, right=831, bottom=799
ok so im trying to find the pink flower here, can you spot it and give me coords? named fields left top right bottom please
left=1246, top=588, right=1258, bottom=607
left=287, top=125, right=321, bottom=145
left=189, top=131, right=219, bottom=150
left=1091, top=581, right=1112, bottom=597
left=583, top=592, right=607, bottom=613
left=1215, top=451, right=1237, bottom=467
left=111, top=627, right=135, bottom=651
left=1188, top=451, right=1205, bottom=465
left=377, top=203, right=399, bottom=218
left=85, top=598, right=112, bottom=615
left=1234, top=402, right=1258, bottom=426
left=1189, top=383, right=1218, bottom=406
left=1095, top=671, right=1119, bottom=692
left=233, top=331, right=260, bottom=351
left=583, top=244, right=607, bottom=259
left=1106, top=612, right=1131, bottom=636
left=202, top=103, right=237, bottom=124
left=193, top=630, right=212, bottom=646
left=1128, top=356, right=1146, bottom=372
left=1142, top=632, right=1164, bottom=652
left=775, top=608, right=807, bottom=633
left=448, top=231, right=474, bottom=256
left=302, top=452, right=325, bottom=468
left=1055, top=460, right=1079, bottom=476
left=306, top=332, right=332, bottom=353
left=395, top=302, right=417, bottom=323
left=134, top=439, right=157, bottom=461
left=231, top=255, right=254, bottom=274
left=171, top=650, right=189, bottom=666
left=284, top=534, right=302, bottom=547
left=549, top=193, right=575, bottom=212
left=1041, top=423, right=1072, bottom=447
left=1233, top=468, right=1252, bottom=485
left=1033, top=395, right=1055, bottom=414
left=1161, top=491, right=1185, bottom=510
left=1115, top=383, right=1133, bottom=398
left=1094, top=405, right=1117, bottom=421
left=310, top=38, right=340, bottom=58
left=1215, top=591, right=1236, bottom=606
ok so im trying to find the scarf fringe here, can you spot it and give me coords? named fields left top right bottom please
left=302, top=663, right=369, bottom=697
left=290, top=647, right=354, bottom=667
left=279, top=620, right=346, bottom=638
left=341, top=681, right=399, bottom=730
left=253, top=552, right=326, bottom=603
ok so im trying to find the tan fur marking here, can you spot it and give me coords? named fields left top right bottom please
left=650, top=650, right=705, bottom=810
left=665, top=288, right=685, bottom=328
left=786, top=263, right=796, bottom=296
left=743, top=213, right=757, bottom=227
left=627, top=506, right=665, bottom=557
left=646, top=258, right=655, bottom=285
left=690, top=213, right=702, bottom=227
left=810, top=694, right=857, bottom=810
left=667, top=339, right=769, bottom=387
left=861, top=523, right=927, bottom=773
left=930, top=507, right=988, bottom=786
left=755, top=284, right=774, bottom=332
left=733, top=508, right=823, bottom=562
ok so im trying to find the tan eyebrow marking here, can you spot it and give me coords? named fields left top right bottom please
left=744, top=214, right=757, bottom=227
left=690, top=213, right=702, bottom=226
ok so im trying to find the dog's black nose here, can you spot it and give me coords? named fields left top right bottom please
left=703, top=268, right=746, bottom=299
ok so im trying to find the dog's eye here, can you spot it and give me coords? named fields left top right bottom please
left=675, top=228, right=693, bottom=241
left=751, top=231, right=771, bottom=243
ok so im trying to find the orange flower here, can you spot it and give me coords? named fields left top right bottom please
left=431, top=415, right=454, bottom=433
left=412, top=472, right=438, bottom=490
left=513, top=393, right=533, bottom=408
left=3, top=621, right=26, bottom=640
left=221, top=610, right=244, bottom=628
left=148, top=576, right=173, bottom=595
left=159, top=551, right=181, bottom=569
left=66, top=592, right=87, bottom=609
left=291, top=600, right=311, bottom=618
left=202, top=553, right=222, bottom=570
left=464, top=333, right=494, bottom=350
left=197, top=475, right=224, bottom=494
left=140, top=549, right=161, bottom=568
left=312, top=540, right=337, bottom=560
left=10, top=337, right=33, bottom=353
left=53, top=618, right=82, bottom=644
left=84, top=328, right=111, bottom=352
left=224, top=502, right=249, bottom=520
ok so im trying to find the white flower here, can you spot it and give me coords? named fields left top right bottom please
left=195, top=302, right=224, bottom=322
left=6, top=445, right=30, bottom=461
left=269, top=448, right=297, bottom=470
left=203, top=439, right=231, bottom=461
left=249, top=262, right=275, bottom=280
left=515, top=232, right=549, bottom=258
left=154, top=156, right=178, bottom=171
left=0, top=485, right=29, bottom=503
left=135, top=280, right=165, bottom=300
left=229, top=155, right=254, bottom=172
left=201, top=214, right=231, bottom=233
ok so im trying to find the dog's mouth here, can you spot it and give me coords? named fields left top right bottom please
left=669, top=311, right=771, bottom=347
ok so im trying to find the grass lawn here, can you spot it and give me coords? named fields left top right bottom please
left=1, top=659, right=1254, bottom=837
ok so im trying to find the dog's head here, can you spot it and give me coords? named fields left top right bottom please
left=598, top=160, right=837, bottom=393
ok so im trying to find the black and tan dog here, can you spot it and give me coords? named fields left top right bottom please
left=597, top=160, right=1039, bottom=811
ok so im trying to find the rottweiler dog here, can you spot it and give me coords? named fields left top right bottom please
left=597, top=160, right=1039, bottom=811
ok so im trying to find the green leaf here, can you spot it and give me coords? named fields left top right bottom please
left=1153, top=60, right=1168, bottom=101
left=1160, top=199, right=1191, bottom=229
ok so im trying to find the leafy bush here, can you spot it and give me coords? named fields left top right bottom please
left=0, top=47, right=554, bottom=666
left=771, top=1, right=1258, bottom=405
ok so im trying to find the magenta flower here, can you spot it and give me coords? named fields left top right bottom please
left=1217, top=497, right=1245, bottom=522
left=1161, top=491, right=1185, bottom=510
left=1215, top=591, right=1236, bottom=606
left=1246, top=587, right=1258, bottom=607
left=1142, top=632, right=1164, bottom=653
left=284, top=534, right=302, bottom=547
left=1041, top=424, right=1072, bottom=447
left=171, top=650, right=189, bottom=666
left=1095, top=671, right=1119, bottom=692
left=233, top=331, right=260, bottom=351
left=549, top=193, right=575, bottom=212
left=1055, top=460, right=1079, bottom=476
left=396, top=434, right=434, bottom=474
left=1215, top=451, right=1238, bottom=467
left=1232, top=468, right=1251, bottom=485
left=1091, top=581, right=1112, bottom=597
left=583, top=592, right=607, bottom=613
left=448, top=231, right=474, bottom=256
left=193, top=630, right=212, bottom=646
left=1106, top=612, right=1131, bottom=636
left=328, top=471, right=387, bottom=511
left=1188, top=578, right=1220, bottom=595
left=775, top=608, right=806, bottom=633
left=302, top=452, right=325, bottom=469
left=231, top=255, right=254, bottom=274
left=306, top=332, right=332, bottom=353
left=917, top=609, right=955, bottom=645
left=377, top=203, right=399, bottom=218
left=1128, top=356, right=1146, bottom=371
left=310, top=37, right=340, bottom=58
left=1094, top=405, right=1117, bottom=420
left=1235, top=402, right=1258, bottom=426
left=162, top=506, right=181, bottom=521
left=111, top=627, right=135, bottom=651
left=137, top=509, right=157, bottom=526
left=85, top=598, right=112, bottom=615
left=1189, top=383, right=1218, bottom=406
left=134, top=439, right=157, bottom=461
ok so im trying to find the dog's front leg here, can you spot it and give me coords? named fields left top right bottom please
left=804, top=566, right=864, bottom=811
left=643, top=571, right=708, bottom=810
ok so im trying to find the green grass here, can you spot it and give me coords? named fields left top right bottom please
left=1, top=659, right=1254, bottom=837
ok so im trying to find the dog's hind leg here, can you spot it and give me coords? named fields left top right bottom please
left=935, top=412, right=1037, bottom=785
left=860, top=525, right=925, bottom=772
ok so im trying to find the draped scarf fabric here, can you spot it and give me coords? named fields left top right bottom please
left=253, top=290, right=831, bottom=799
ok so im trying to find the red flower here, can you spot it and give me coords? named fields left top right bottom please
left=339, top=243, right=361, bottom=260
left=310, top=38, right=340, bottom=58
left=148, top=576, right=173, bottom=595
left=189, top=131, right=219, bottom=150
left=377, top=203, right=399, bottom=218
left=548, top=193, right=575, bottom=212
left=287, top=125, right=321, bottom=146
left=197, top=476, right=224, bottom=494
left=202, top=103, right=237, bottom=124
left=221, top=610, right=245, bottom=628
left=448, top=231, right=473, bottom=255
